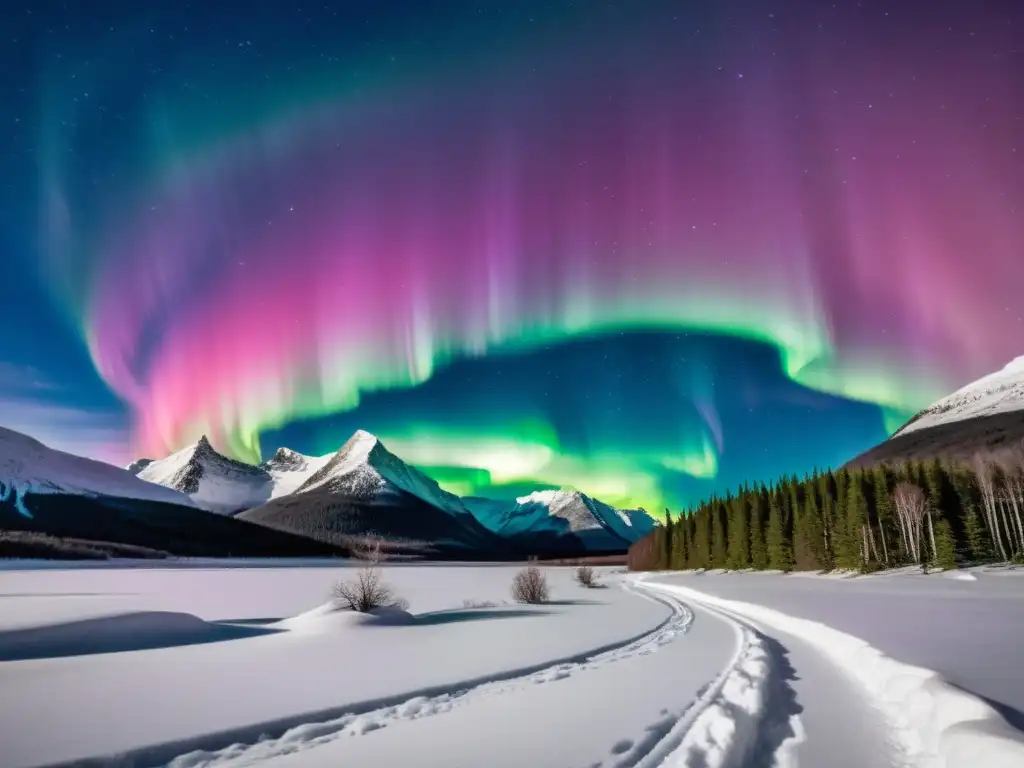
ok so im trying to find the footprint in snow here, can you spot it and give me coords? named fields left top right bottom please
left=611, top=739, right=634, bottom=754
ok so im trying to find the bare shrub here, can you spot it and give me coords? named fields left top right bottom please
left=511, top=566, right=550, bottom=604
left=575, top=565, right=597, bottom=588
left=333, top=536, right=406, bottom=612
left=462, top=598, right=497, bottom=609
left=351, top=534, right=387, bottom=563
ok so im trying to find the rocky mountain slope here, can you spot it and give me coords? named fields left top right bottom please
left=240, top=431, right=507, bottom=557
left=0, top=427, right=344, bottom=558
left=130, top=429, right=658, bottom=557
left=848, top=356, right=1024, bottom=467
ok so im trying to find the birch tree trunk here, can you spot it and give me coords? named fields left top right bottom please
left=998, top=496, right=1017, bottom=558
left=878, top=520, right=889, bottom=565
left=926, top=508, right=937, bottom=564
left=1005, top=482, right=1024, bottom=553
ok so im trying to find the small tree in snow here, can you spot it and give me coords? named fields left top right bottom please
left=575, top=565, right=597, bottom=588
left=332, top=535, right=408, bottom=612
left=511, top=566, right=550, bottom=604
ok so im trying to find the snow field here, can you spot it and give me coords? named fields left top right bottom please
left=0, top=564, right=680, bottom=767
left=638, top=577, right=1024, bottom=768
left=166, top=583, right=697, bottom=767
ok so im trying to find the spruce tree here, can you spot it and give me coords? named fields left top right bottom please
left=711, top=503, right=728, bottom=568
left=671, top=510, right=688, bottom=569
left=767, top=499, right=794, bottom=571
left=964, top=504, right=993, bottom=562
left=727, top=497, right=750, bottom=569
left=795, top=489, right=825, bottom=571
left=663, top=509, right=673, bottom=569
left=932, top=519, right=958, bottom=570
left=749, top=495, right=768, bottom=569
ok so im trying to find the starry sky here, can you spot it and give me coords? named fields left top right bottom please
left=1, top=0, right=1022, bottom=512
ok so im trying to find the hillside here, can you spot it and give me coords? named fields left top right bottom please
left=848, top=356, right=1024, bottom=468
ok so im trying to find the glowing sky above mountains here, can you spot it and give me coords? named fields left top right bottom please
left=2, top=1, right=1022, bottom=510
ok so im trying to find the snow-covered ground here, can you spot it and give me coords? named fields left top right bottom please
left=645, top=568, right=1024, bottom=730
left=1, top=562, right=1021, bottom=768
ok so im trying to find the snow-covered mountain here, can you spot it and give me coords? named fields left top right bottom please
left=135, top=436, right=273, bottom=514
left=849, top=356, right=1024, bottom=468
left=125, top=458, right=153, bottom=475
left=292, top=430, right=472, bottom=513
left=0, top=426, right=195, bottom=514
left=260, top=447, right=333, bottom=498
left=895, top=356, right=1024, bottom=436
left=482, top=489, right=657, bottom=552
left=132, top=440, right=334, bottom=514
left=241, top=431, right=502, bottom=555
left=129, top=428, right=652, bottom=555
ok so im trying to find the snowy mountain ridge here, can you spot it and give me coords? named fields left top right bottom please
left=500, top=488, right=657, bottom=548
left=135, top=436, right=274, bottom=515
left=261, top=447, right=333, bottom=498
left=131, top=429, right=656, bottom=551
left=895, top=355, right=1024, bottom=436
left=0, top=426, right=195, bottom=514
left=294, top=430, right=473, bottom=517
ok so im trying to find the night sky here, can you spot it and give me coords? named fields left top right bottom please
left=2, top=1, right=1022, bottom=512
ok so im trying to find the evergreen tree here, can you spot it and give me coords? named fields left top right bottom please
left=963, top=504, right=993, bottom=562
left=711, top=503, right=728, bottom=568
left=836, top=476, right=867, bottom=570
left=749, top=494, right=768, bottom=569
left=795, top=487, right=826, bottom=571
left=727, top=497, right=750, bottom=569
left=670, top=511, right=688, bottom=569
left=663, top=509, right=673, bottom=569
left=767, top=499, right=794, bottom=571
left=693, top=509, right=711, bottom=569
left=932, top=519, right=958, bottom=569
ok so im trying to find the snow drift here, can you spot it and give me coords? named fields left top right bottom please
left=639, top=578, right=1024, bottom=768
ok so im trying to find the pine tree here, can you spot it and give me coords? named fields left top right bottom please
left=727, top=497, right=750, bottom=569
left=932, top=519, right=958, bottom=570
left=749, top=495, right=768, bottom=569
left=711, top=503, right=728, bottom=568
left=670, top=510, right=688, bottom=569
left=663, top=509, right=673, bottom=569
left=964, top=504, right=993, bottom=562
left=767, top=499, right=794, bottom=571
left=795, top=488, right=826, bottom=571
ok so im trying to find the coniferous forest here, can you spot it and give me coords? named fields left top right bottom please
left=627, top=453, right=1024, bottom=572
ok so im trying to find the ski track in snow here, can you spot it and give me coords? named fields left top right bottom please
left=642, top=576, right=1024, bottom=768
left=157, top=582, right=789, bottom=768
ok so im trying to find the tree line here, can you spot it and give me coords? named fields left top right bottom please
left=627, top=450, right=1024, bottom=572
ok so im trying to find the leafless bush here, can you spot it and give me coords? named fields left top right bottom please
left=350, top=534, right=387, bottom=563
left=462, top=598, right=498, bottom=609
left=333, top=537, right=406, bottom=612
left=511, top=566, right=550, bottom=604
left=575, top=565, right=597, bottom=587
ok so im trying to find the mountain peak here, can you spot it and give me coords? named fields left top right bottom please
left=1004, top=356, right=1024, bottom=373
left=515, top=488, right=586, bottom=506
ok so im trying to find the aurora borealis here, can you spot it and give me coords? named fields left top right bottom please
left=3, top=1, right=1023, bottom=511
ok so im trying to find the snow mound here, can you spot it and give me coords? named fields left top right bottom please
left=641, top=578, right=1024, bottom=768
left=897, top=356, right=1024, bottom=436
left=275, top=600, right=415, bottom=633
left=0, top=611, right=250, bottom=661
left=0, top=426, right=195, bottom=509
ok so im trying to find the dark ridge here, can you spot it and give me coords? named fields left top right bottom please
left=240, top=485, right=509, bottom=559
left=845, top=409, right=1024, bottom=468
left=0, top=491, right=348, bottom=559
